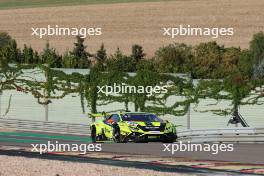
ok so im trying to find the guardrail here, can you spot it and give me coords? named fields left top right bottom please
left=178, top=128, right=264, bottom=143
left=1, top=118, right=264, bottom=142
left=0, top=118, right=90, bottom=135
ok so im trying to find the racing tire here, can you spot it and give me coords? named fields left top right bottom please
left=164, top=133, right=177, bottom=143
left=91, top=126, right=97, bottom=143
left=113, top=126, right=121, bottom=143
left=100, top=129, right=107, bottom=141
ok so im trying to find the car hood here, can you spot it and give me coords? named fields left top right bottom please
left=125, top=121, right=163, bottom=127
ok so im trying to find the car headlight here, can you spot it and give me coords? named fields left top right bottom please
left=129, top=126, right=139, bottom=131
left=127, top=121, right=137, bottom=126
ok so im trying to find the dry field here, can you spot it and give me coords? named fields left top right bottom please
left=0, top=0, right=264, bottom=56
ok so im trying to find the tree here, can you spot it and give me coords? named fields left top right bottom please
left=221, top=47, right=241, bottom=75
left=94, top=43, right=107, bottom=71
left=62, top=51, right=76, bottom=68
left=155, top=43, right=193, bottom=73
left=250, top=32, right=264, bottom=78
left=0, top=45, right=9, bottom=70
left=96, top=43, right=107, bottom=63
left=106, top=48, right=135, bottom=72
left=41, top=42, right=62, bottom=67
left=193, top=68, right=263, bottom=127
left=82, top=66, right=109, bottom=114
left=131, top=44, right=145, bottom=63
left=22, top=45, right=34, bottom=64
left=136, top=59, right=156, bottom=72
left=193, top=42, right=224, bottom=78
left=71, top=36, right=91, bottom=68
left=0, top=32, right=12, bottom=49
left=33, top=51, right=40, bottom=64
left=237, top=49, right=254, bottom=78
left=0, top=33, right=20, bottom=64
left=0, top=39, right=21, bottom=64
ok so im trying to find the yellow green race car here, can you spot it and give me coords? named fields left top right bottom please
left=90, top=112, right=177, bottom=143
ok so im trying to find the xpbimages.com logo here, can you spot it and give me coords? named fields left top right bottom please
left=97, top=83, right=168, bottom=97
left=31, top=25, right=102, bottom=38
left=31, top=141, right=102, bottom=154
left=163, top=142, right=234, bottom=155
left=163, top=25, right=234, bottom=39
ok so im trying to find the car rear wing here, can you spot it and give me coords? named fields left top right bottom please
left=88, top=112, right=110, bottom=122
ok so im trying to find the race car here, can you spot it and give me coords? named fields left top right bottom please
left=90, top=112, right=177, bottom=143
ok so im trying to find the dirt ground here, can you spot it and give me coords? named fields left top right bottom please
left=0, top=155, right=193, bottom=176
left=0, top=0, right=263, bottom=56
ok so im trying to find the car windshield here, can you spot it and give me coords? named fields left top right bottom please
left=122, top=114, right=163, bottom=122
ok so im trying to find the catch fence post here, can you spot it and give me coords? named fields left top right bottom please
left=187, top=104, right=191, bottom=129
left=0, top=91, right=2, bottom=118
left=187, top=73, right=193, bottom=130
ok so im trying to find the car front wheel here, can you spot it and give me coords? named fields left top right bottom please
left=91, top=126, right=97, bottom=143
left=113, top=126, right=121, bottom=143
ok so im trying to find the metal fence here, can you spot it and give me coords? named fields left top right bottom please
left=0, top=118, right=90, bottom=135
left=178, top=128, right=264, bottom=143
left=1, top=118, right=264, bottom=143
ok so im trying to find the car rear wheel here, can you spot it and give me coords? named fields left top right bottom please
left=164, top=133, right=177, bottom=143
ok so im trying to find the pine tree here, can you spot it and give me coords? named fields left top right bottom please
left=0, top=32, right=11, bottom=49
left=71, top=36, right=91, bottom=68
left=250, top=32, right=264, bottom=78
left=41, top=42, right=60, bottom=67
left=22, top=45, right=34, bottom=64
left=96, top=43, right=107, bottom=63
left=62, top=51, right=75, bottom=68
left=5, top=39, right=20, bottom=63
left=94, top=43, right=107, bottom=71
left=131, top=44, right=145, bottom=63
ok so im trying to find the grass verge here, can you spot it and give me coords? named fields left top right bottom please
left=0, top=0, right=174, bottom=10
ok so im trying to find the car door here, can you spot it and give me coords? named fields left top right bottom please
left=103, top=114, right=120, bottom=138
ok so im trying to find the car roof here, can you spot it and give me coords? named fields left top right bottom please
left=119, top=112, right=154, bottom=115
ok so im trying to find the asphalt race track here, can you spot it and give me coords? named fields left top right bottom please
left=0, top=130, right=264, bottom=175
left=0, top=149, right=261, bottom=176
left=1, top=131, right=264, bottom=163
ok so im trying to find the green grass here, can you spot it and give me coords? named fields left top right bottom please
left=0, top=132, right=92, bottom=142
left=0, top=137, right=45, bottom=143
left=0, top=0, right=172, bottom=10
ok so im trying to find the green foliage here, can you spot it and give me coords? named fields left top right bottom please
left=250, top=32, right=264, bottom=78
left=2, top=31, right=259, bottom=80
left=221, top=47, right=240, bottom=74
left=155, top=43, right=192, bottom=73
left=106, top=48, right=136, bottom=72
left=0, top=33, right=21, bottom=65
left=192, top=42, right=224, bottom=78
left=0, top=0, right=172, bottom=10
left=70, top=36, right=91, bottom=68
left=0, top=32, right=12, bottom=49
left=194, top=71, right=263, bottom=116
left=96, top=43, right=107, bottom=63
left=250, top=32, right=264, bottom=65
left=136, top=59, right=156, bottom=71
left=1, top=31, right=264, bottom=119
left=22, top=45, right=40, bottom=64
left=84, top=68, right=101, bottom=113
left=0, top=41, right=19, bottom=64
left=237, top=49, right=254, bottom=78
left=62, top=51, right=76, bottom=68
left=131, top=44, right=145, bottom=63
left=41, top=43, right=62, bottom=67
left=94, top=43, right=107, bottom=71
